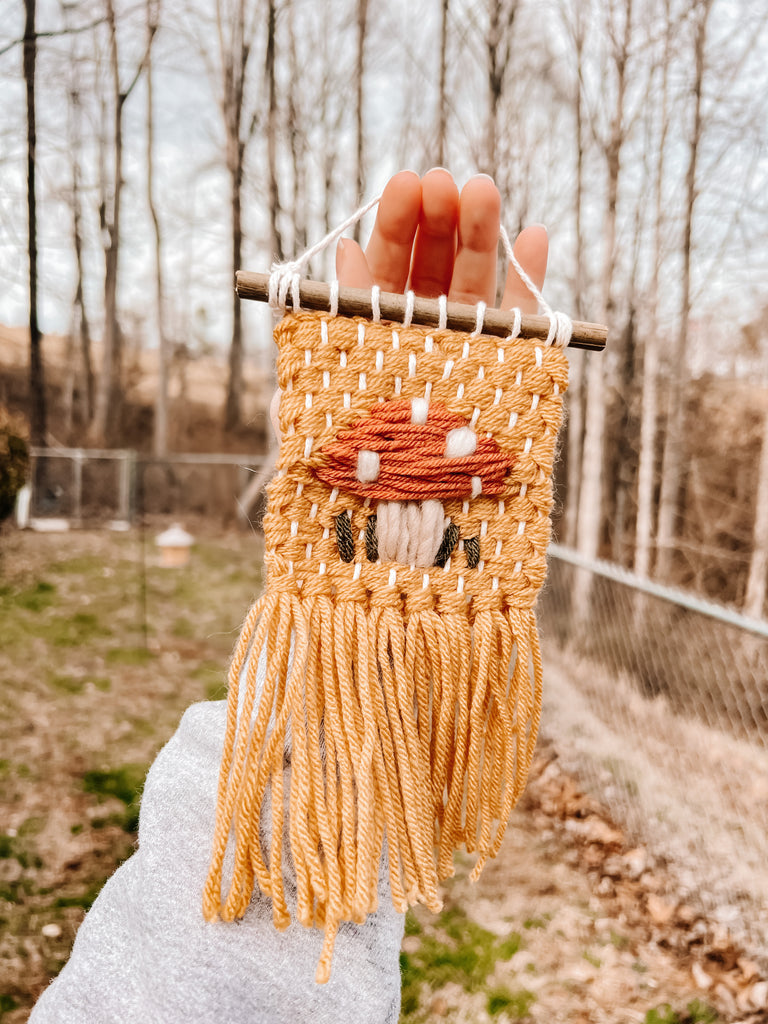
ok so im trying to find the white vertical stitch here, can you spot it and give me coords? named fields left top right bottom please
left=359, top=372, right=366, bottom=391
left=491, top=576, right=499, bottom=591
left=458, top=538, right=465, bottom=551
left=442, top=556, right=452, bottom=572
left=358, top=322, right=366, bottom=346
left=296, top=482, right=304, bottom=496
left=422, top=573, right=430, bottom=590
left=498, top=499, right=505, bottom=514
left=495, top=539, right=502, bottom=556
left=497, top=347, right=505, bottom=363
left=508, top=411, right=518, bottom=428
left=325, top=412, right=333, bottom=429
left=535, top=346, right=543, bottom=367
left=329, top=488, right=339, bottom=504
left=473, top=301, right=486, bottom=336
left=290, top=521, right=298, bottom=537
left=305, top=393, right=312, bottom=408
left=515, top=370, right=522, bottom=386
left=321, top=320, right=329, bottom=345
left=517, top=521, right=526, bottom=535
left=322, top=370, right=330, bottom=389
left=340, top=351, right=347, bottom=368
left=524, top=437, right=533, bottom=454
left=370, top=287, right=381, bottom=323
left=408, top=352, right=417, bottom=378
left=493, top=388, right=503, bottom=406
left=513, top=561, right=522, bottom=575
left=480, top=520, right=488, bottom=537
left=357, top=529, right=365, bottom=543
left=303, top=437, right=314, bottom=459
left=394, top=377, right=402, bottom=396
left=352, top=562, right=361, bottom=581
left=462, top=341, right=470, bottom=359
left=319, top=562, right=326, bottom=575
left=322, top=526, right=329, bottom=539
left=457, top=575, right=465, bottom=594
left=343, top=393, right=351, bottom=410
left=403, top=291, right=415, bottom=327
left=328, top=281, right=339, bottom=319
left=462, top=500, right=469, bottom=514
left=477, top=365, right=485, bottom=381
left=470, top=407, right=480, bottom=428
left=388, top=568, right=397, bottom=586
left=309, top=503, right=318, bottom=519
left=391, top=329, right=400, bottom=350
left=288, top=560, right=294, bottom=575
left=436, top=295, right=447, bottom=330
left=456, top=382, right=465, bottom=400
left=305, top=542, right=313, bottom=558
left=520, top=483, right=528, bottom=498
left=425, top=336, right=433, bottom=353
left=363, top=497, right=371, bottom=507
left=375, top=349, right=384, bottom=371
left=477, top=558, right=485, bottom=572
left=530, top=393, right=540, bottom=411
left=424, top=381, right=432, bottom=401
left=442, top=359, right=454, bottom=380
left=304, top=349, right=312, bottom=366
left=554, top=382, right=560, bottom=396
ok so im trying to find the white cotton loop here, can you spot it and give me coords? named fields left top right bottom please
left=546, top=310, right=573, bottom=348
left=329, top=279, right=339, bottom=318
left=508, top=307, right=522, bottom=339
left=473, top=301, right=486, bottom=337
left=438, top=294, right=448, bottom=330
left=403, top=290, right=415, bottom=327
left=371, top=284, right=381, bottom=322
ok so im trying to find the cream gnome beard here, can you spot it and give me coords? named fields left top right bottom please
left=203, top=309, right=568, bottom=983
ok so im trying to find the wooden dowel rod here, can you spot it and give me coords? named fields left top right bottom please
left=236, top=271, right=607, bottom=351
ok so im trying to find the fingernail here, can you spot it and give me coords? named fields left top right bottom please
left=474, top=173, right=495, bottom=181
left=426, top=166, right=452, bottom=175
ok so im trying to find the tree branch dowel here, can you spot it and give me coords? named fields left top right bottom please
left=236, top=271, right=607, bottom=351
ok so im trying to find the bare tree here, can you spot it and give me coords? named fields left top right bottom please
left=90, top=0, right=155, bottom=444
left=352, top=0, right=369, bottom=241
left=436, top=0, right=450, bottom=167
left=24, top=0, right=46, bottom=447
left=146, top=0, right=167, bottom=456
left=482, top=0, right=518, bottom=178
left=655, top=0, right=714, bottom=581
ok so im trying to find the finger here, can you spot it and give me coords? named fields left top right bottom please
left=500, top=224, right=548, bottom=315
left=447, top=175, right=500, bottom=307
left=364, top=170, right=422, bottom=292
left=408, top=168, right=459, bottom=298
left=336, top=237, right=374, bottom=290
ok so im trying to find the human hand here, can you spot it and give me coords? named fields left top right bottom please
left=335, top=167, right=548, bottom=311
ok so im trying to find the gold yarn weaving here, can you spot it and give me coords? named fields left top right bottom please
left=203, top=309, right=568, bottom=982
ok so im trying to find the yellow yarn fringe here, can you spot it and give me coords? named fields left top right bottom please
left=202, top=309, right=567, bottom=983
left=202, top=584, right=543, bottom=983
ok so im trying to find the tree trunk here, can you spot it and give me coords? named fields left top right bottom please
left=353, top=0, right=369, bottom=240
left=24, top=0, right=46, bottom=448
left=265, top=0, right=283, bottom=262
left=436, top=0, right=450, bottom=167
left=656, top=0, right=712, bottom=582
left=147, top=0, right=167, bottom=457
left=745, top=395, right=768, bottom=619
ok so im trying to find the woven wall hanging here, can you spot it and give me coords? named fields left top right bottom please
left=202, top=206, right=606, bottom=983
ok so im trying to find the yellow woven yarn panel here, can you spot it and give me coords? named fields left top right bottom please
left=264, top=310, right=569, bottom=611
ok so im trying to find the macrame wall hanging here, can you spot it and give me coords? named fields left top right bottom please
left=202, top=199, right=607, bottom=983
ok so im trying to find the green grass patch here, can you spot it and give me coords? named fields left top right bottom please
left=523, top=914, right=549, bottom=930
left=399, top=904, right=524, bottom=1018
left=51, top=612, right=112, bottom=647
left=52, top=878, right=107, bottom=911
left=48, top=673, right=86, bottom=695
left=10, top=580, right=57, bottom=612
left=644, top=1002, right=718, bottom=1024
left=487, top=986, right=535, bottom=1019
left=82, top=763, right=147, bottom=833
left=105, top=646, right=153, bottom=666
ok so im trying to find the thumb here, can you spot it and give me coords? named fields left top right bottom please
left=336, top=237, right=374, bottom=290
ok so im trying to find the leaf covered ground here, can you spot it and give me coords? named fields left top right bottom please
left=0, top=528, right=765, bottom=1023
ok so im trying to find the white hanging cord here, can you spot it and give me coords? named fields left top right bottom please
left=268, top=194, right=382, bottom=315
left=268, top=191, right=573, bottom=347
left=499, top=224, right=572, bottom=348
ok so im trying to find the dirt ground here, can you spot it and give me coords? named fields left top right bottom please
left=1, top=528, right=766, bottom=1023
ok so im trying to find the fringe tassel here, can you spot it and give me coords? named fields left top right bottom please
left=203, top=590, right=543, bottom=983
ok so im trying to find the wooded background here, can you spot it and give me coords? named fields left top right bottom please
left=2, top=0, right=768, bottom=616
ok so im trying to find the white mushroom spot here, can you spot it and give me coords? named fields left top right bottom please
left=410, top=397, right=429, bottom=424
left=471, top=475, right=482, bottom=498
left=356, top=449, right=380, bottom=483
left=445, top=426, right=477, bottom=458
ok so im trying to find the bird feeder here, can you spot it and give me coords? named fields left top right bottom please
left=155, top=524, right=194, bottom=568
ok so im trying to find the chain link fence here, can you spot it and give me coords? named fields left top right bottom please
left=538, top=544, right=768, bottom=953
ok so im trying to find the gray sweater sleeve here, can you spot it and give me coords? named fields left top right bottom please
left=30, top=699, right=404, bottom=1024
